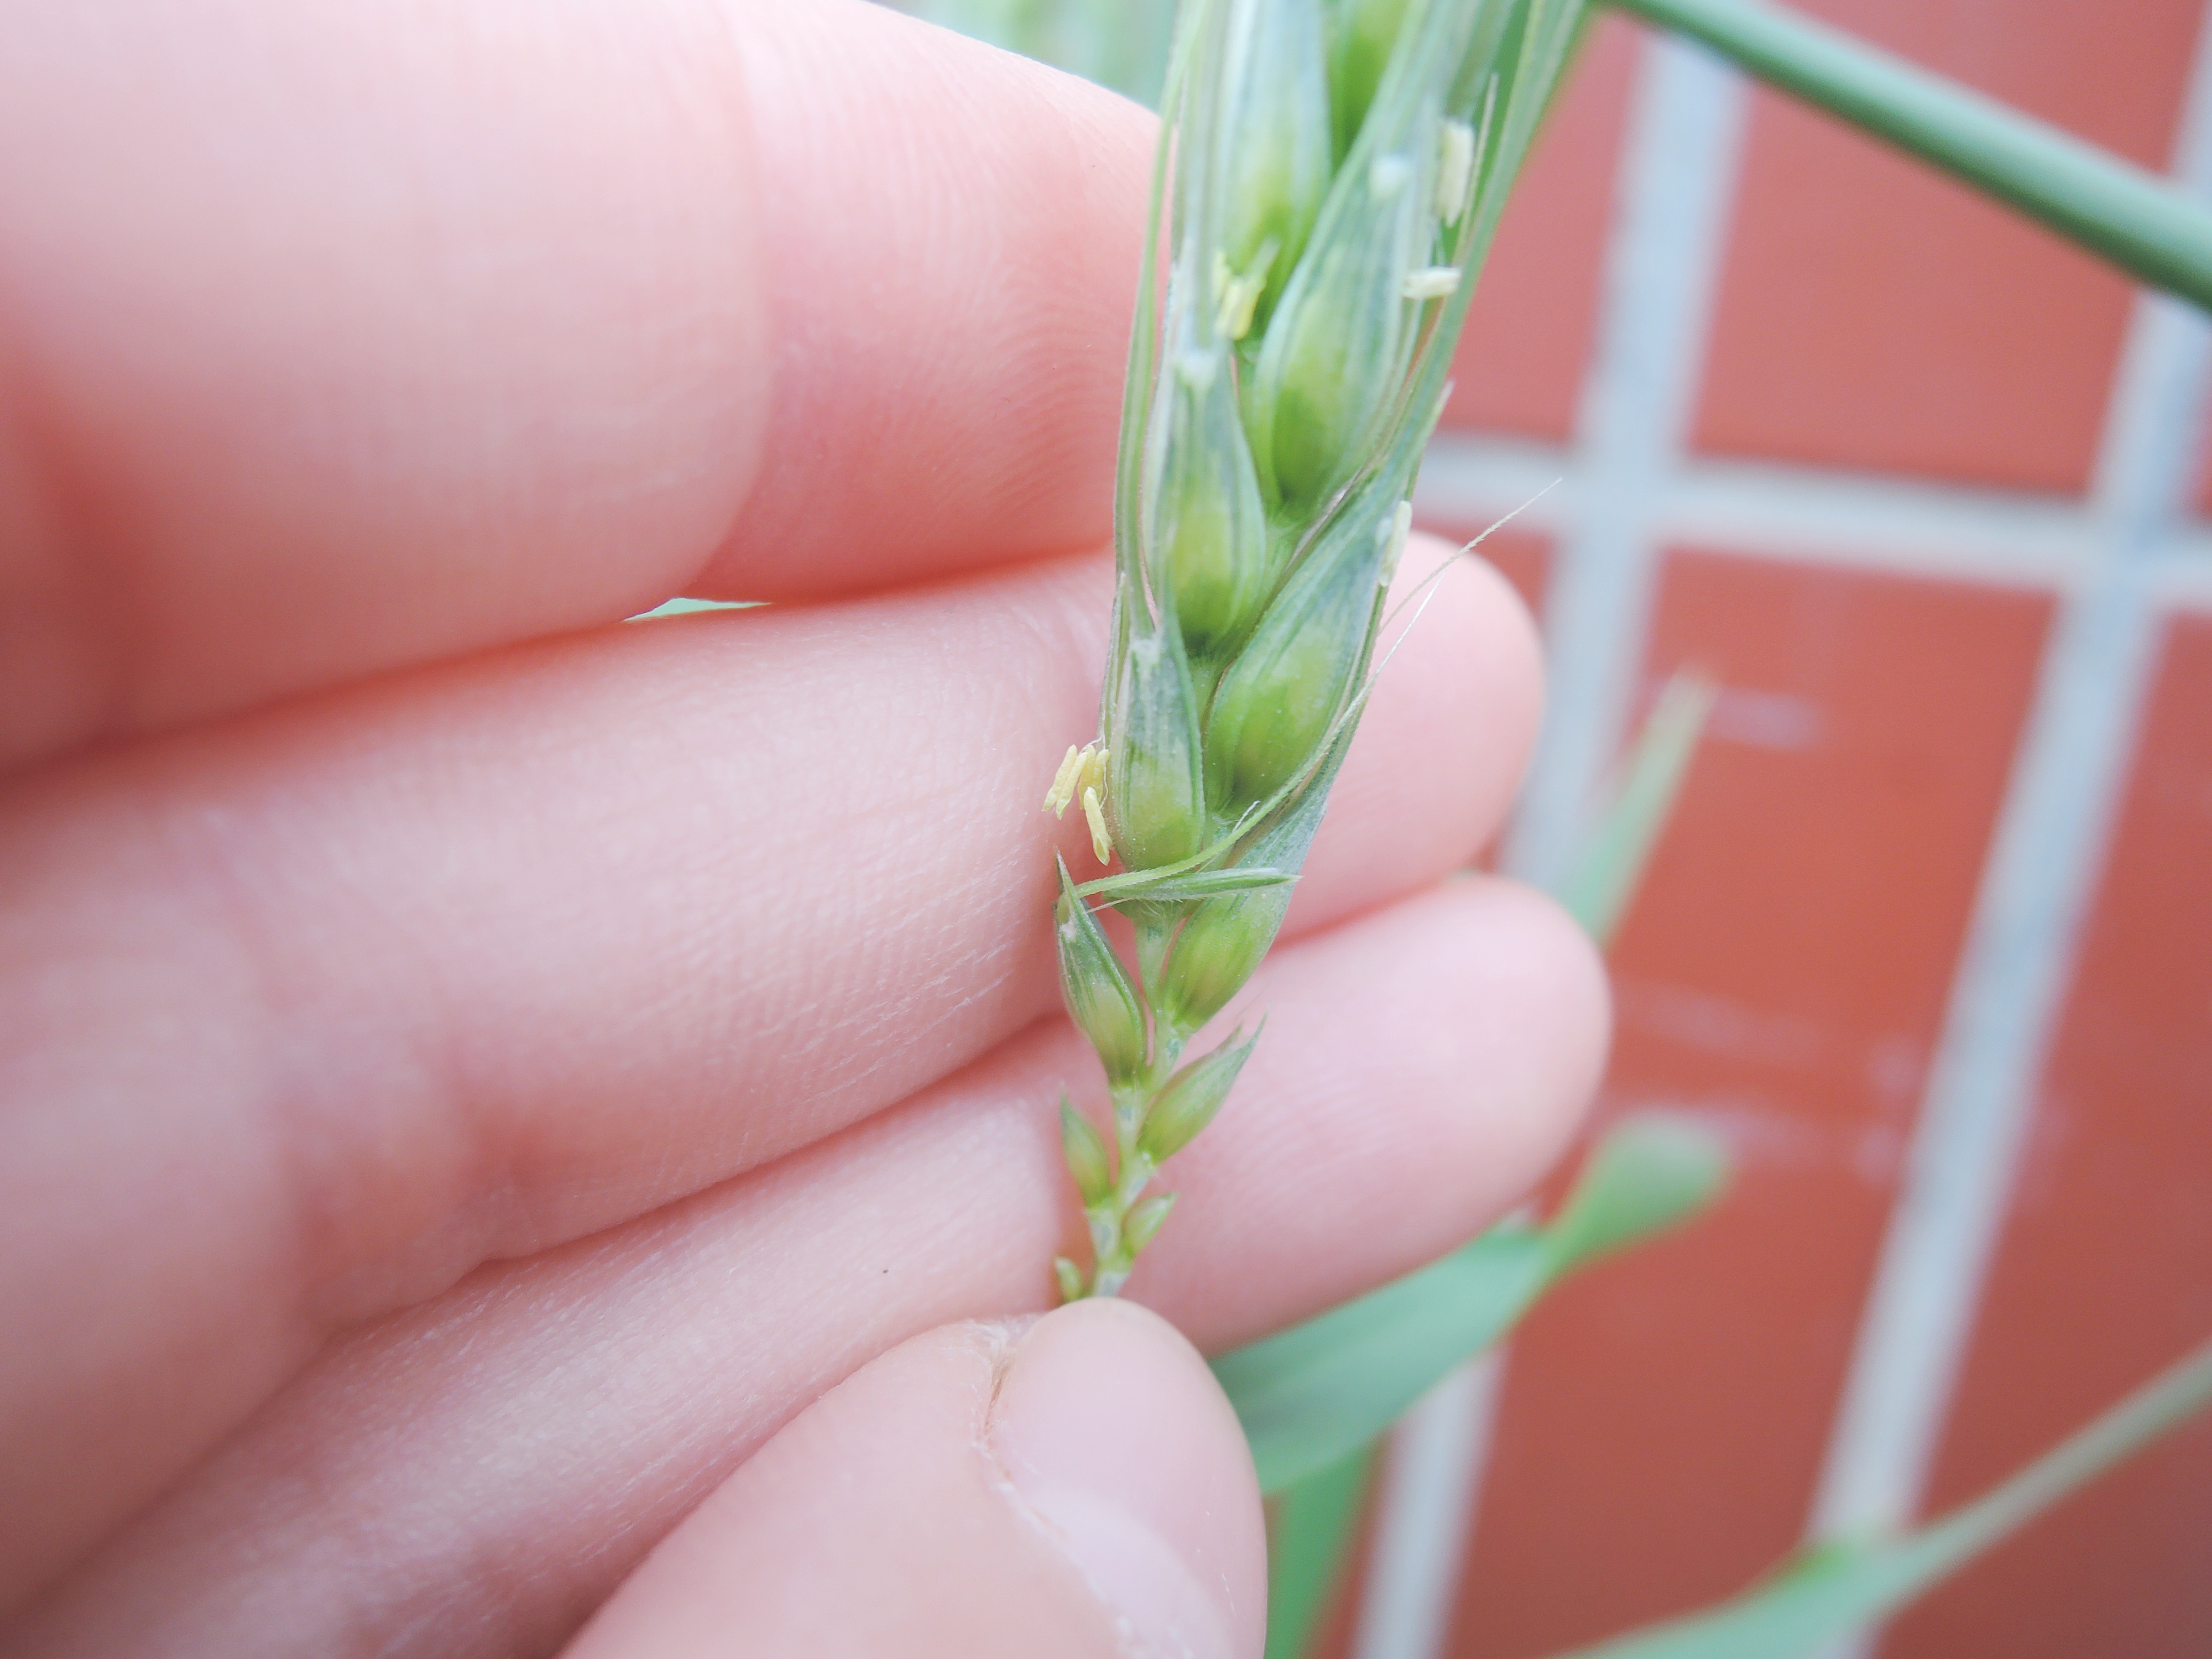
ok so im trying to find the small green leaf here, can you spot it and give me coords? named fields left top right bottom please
left=1058, top=1093, right=1113, bottom=1208
left=1052, top=1255, right=1085, bottom=1305
left=1125, top=1191, right=1178, bottom=1253
left=625, top=596, right=758, bottom=620
left=1100, top=867, right=1298, bottom=905
left=1053, top=856, right=1147, bottom=1086
left=1139, top=1025, right=1261, bottom=1164
left=1154, top=700, right=1361, bottom=1032
left=1558, top=671, right=1715, bottom=949
left=1203, top=483, right=1405, bottom=812
left=1105, top=622, right=1209, bottom=871
left=1537, top=1336, right=2212, bottom=1658
left=1216, top=1225, right=1549, bottom=1494
left=1145, top=332, right=1275, bottom=653
left=1214, top=1112, right=1731, bottom=1494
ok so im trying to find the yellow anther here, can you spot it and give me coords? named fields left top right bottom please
left=1380, top=500, right=1413, bottom=585
left=1044, top=743, right=1084, bottom=816
left=1175, top=347, right=1223, bottom=391
left=1402, top=265, right=1461, bottom=302
left=1081, top=785, right=1113, bottom=865
left=1217, top=274, right=1264, bottom=341
left=1213, top=239, right=1278, bottom=341
left=1078, top=743, right=1109, bottom=801
left=1437, top=118, right=1477, bottom=227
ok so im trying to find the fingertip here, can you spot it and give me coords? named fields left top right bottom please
left=704, top=0, right=1157, bottom=599
left=1338, top=873, right=1611, bottom=1236
left=1438, top=875, right=1613, bottom=1194
left=560, top=1300, right=1265, bottom=1659
left=1441, top=534, right=1547, bottom=742
left=1418, top=537, right=1547, bottom=800
left=990, top=1299, right=1266, bottom=1659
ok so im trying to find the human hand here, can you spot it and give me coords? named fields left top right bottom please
left=0, top=2, right=1607, bottom=1653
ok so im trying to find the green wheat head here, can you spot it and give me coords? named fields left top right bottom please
left=1046, top=0, right=1587, bottom=1298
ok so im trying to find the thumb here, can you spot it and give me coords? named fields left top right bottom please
left=560, top=1297, right=1267, bottom=1659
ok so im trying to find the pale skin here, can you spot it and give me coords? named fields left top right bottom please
left=0, top=2, right=1609, bottom=1655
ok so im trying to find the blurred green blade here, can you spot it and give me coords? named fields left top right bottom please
left=900, top=0, right=1179, bottom=106
left=627, top=597, right=757, bottom=619
left=1531, top=1547, right=1918, bottom=1659
left=1264, top=1449, right=1376, bottom=1659
left=1538, top=1336, right=2212, bottom=1659
left=1610, top=0, right=2212, bottom=312
left=1215, top=1112, right=1731, bottom=1494
left=1558, top=672, right=1716, bottom=948
left=1896, top=1333, right=2212, bottom=1595
left=1216, top=1226, right=1551, bottom=1495
left=1540, top=1110, right=1730, bottom=1276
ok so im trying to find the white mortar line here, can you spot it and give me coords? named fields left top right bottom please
left=1348, top=1354, right=1506, bottom=1659
left=2149, top=541, right=2212, bottom=608
left=1658, top=461, right=2093, bottom=587
left=1502, top=33, right=1750, bottom=894
left=1422, top=429, right=2212, bottom=591
left=1803, top=13, right=2212, bottom=1658
left=1414, top=432, right=1583, bottom=534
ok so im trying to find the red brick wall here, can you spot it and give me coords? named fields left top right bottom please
left=1358, top=6, right=2212, bottom=1656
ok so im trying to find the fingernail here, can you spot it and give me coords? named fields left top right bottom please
left=989, top=1298, right=1264, bottom=1659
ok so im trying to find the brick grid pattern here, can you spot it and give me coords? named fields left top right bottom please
left=1330, top=6, right=2212, bottom=1657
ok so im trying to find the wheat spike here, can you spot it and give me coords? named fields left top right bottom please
left=1048, top=0, right=1591, bottom=1297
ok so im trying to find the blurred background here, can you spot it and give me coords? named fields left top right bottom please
left=906, top=4, right=2212, bottom=1655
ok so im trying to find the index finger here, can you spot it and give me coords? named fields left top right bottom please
left=0, top=0, right=1150, bottom=770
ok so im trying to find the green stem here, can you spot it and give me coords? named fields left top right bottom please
left=1894, top=1334, right=2212, bottom=1594
left=1608, top=0, right=2212, bottom=311
left=1536, top=1337, right=2212, bottom=1657
left=1086, top=1036, right=1180, bottom=1297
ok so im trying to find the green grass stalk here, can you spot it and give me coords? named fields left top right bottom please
left=1610, top=0, right=2212, bottom=312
